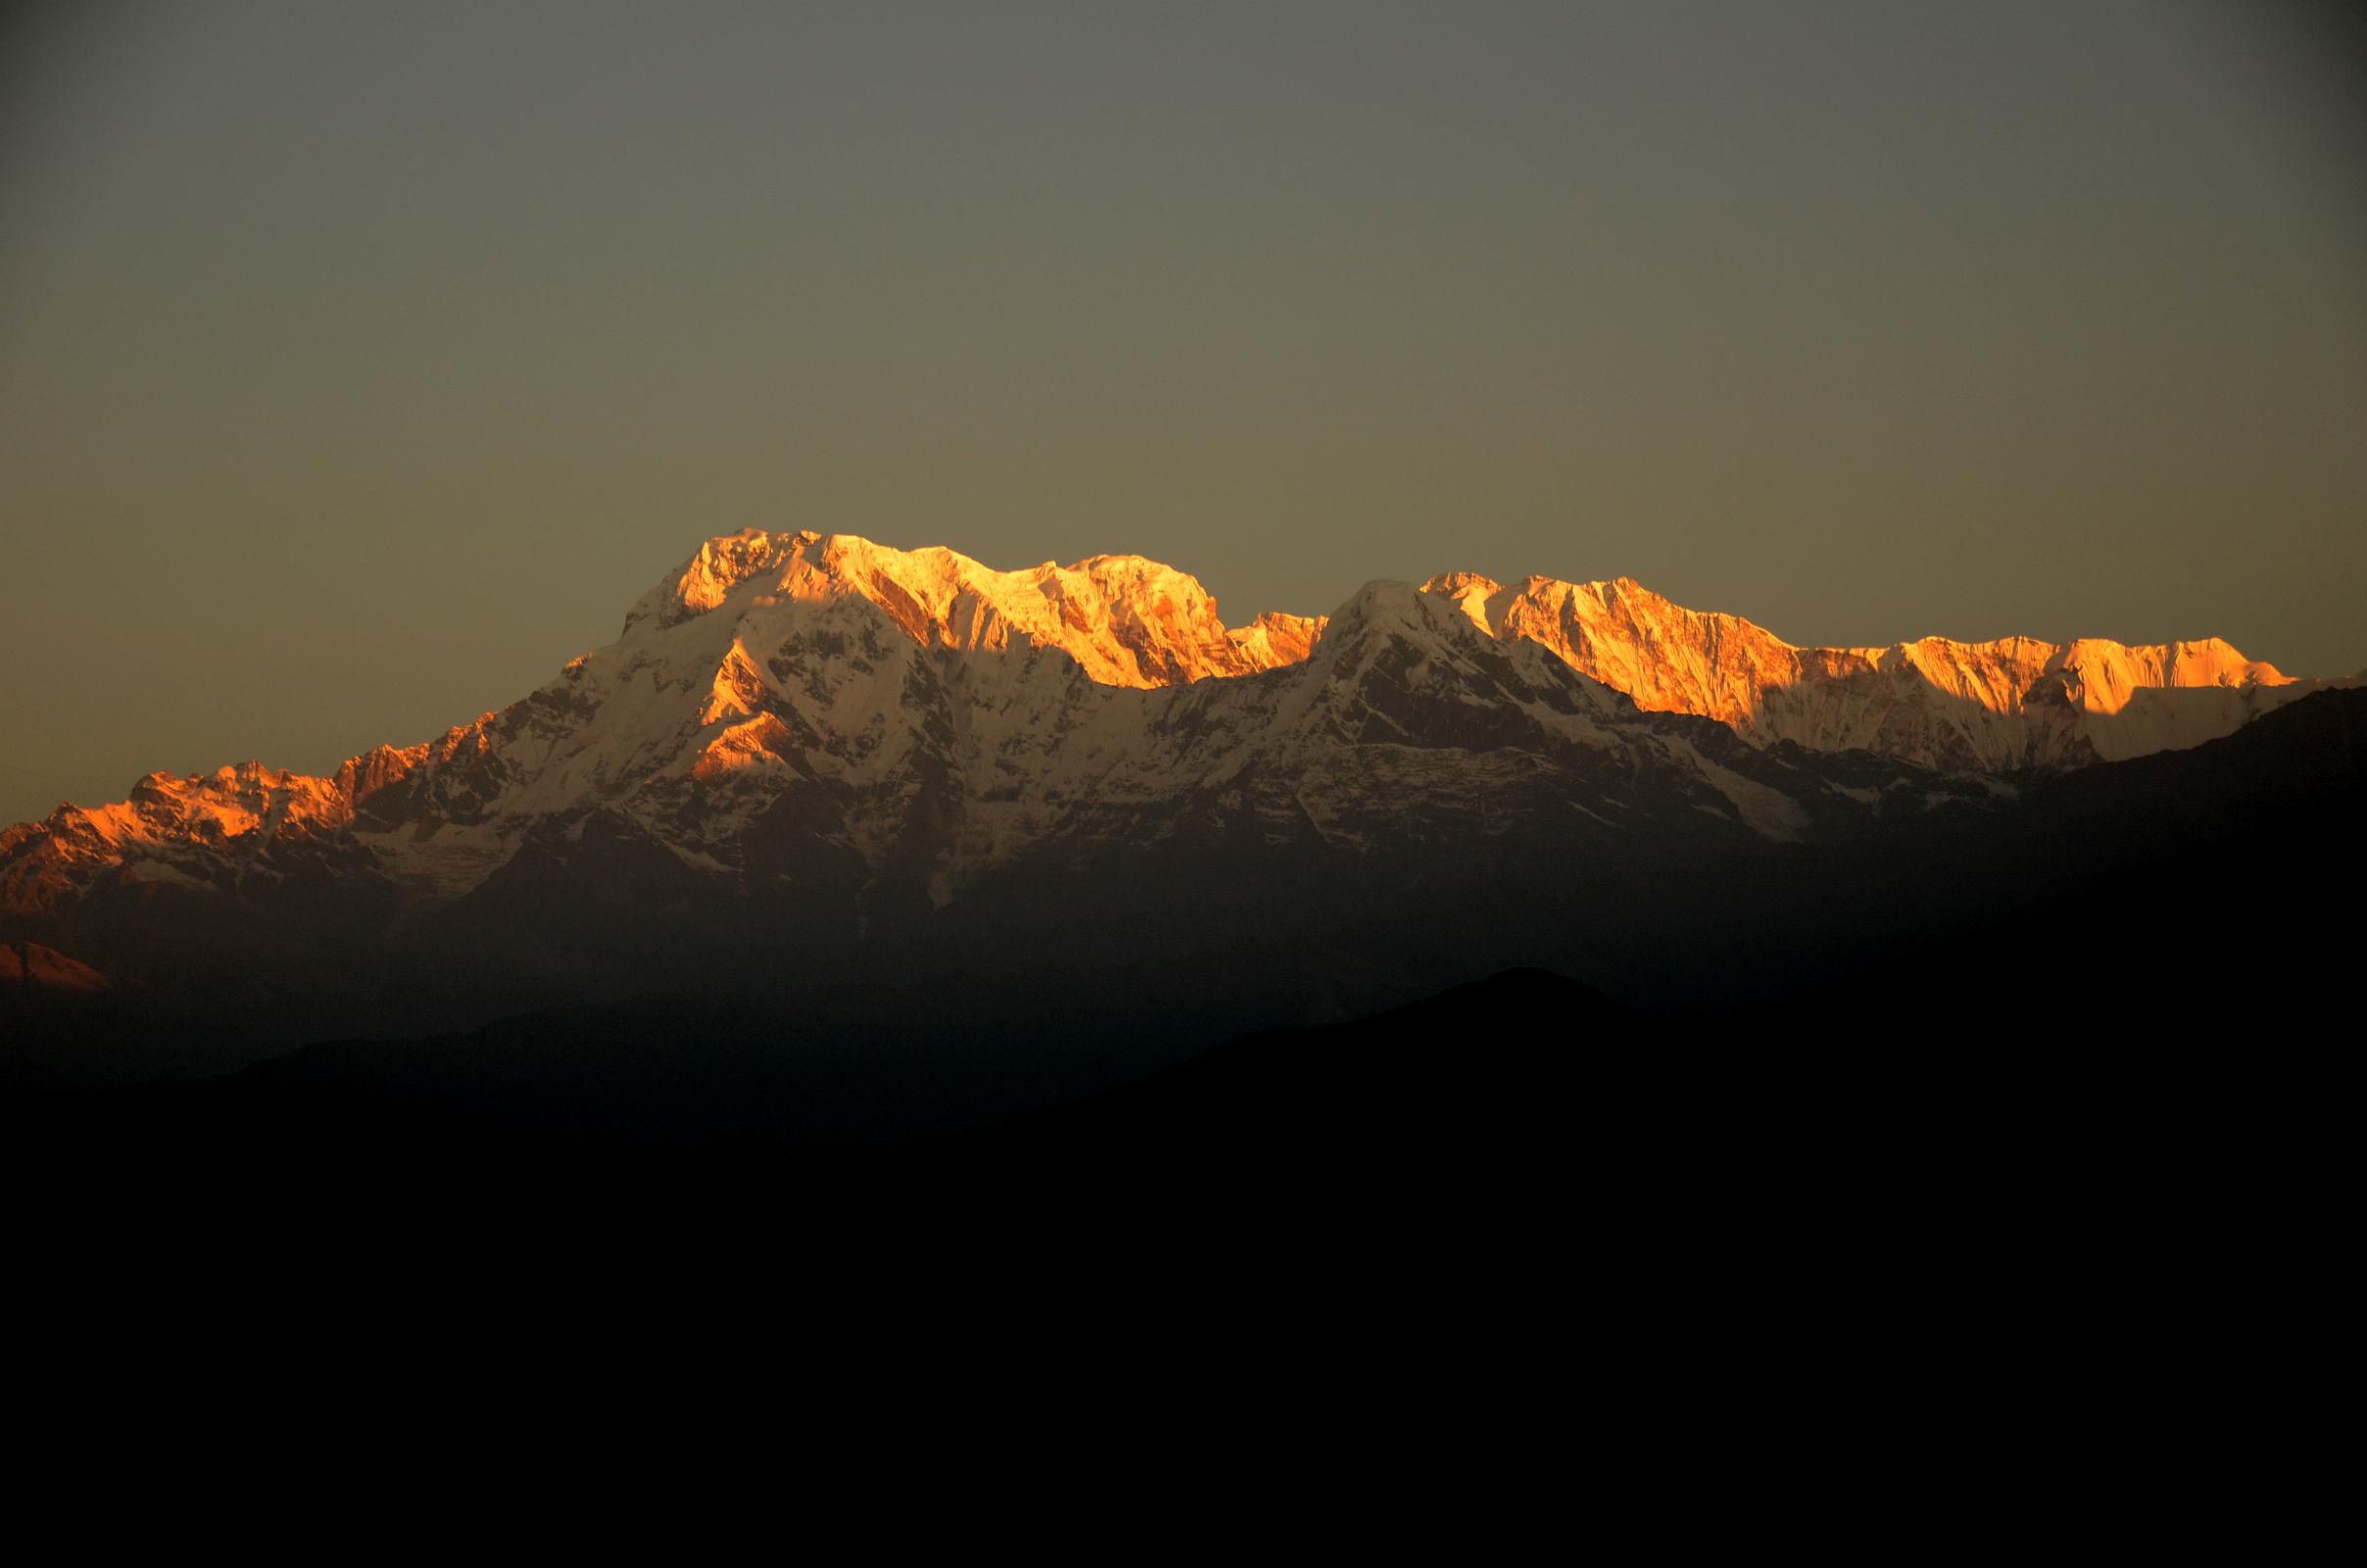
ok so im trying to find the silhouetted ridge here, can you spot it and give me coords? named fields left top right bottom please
left=941, top=966, right=1624, bottom=1179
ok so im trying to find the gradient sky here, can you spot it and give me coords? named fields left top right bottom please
left=3, top=1, right=2362, bottom=824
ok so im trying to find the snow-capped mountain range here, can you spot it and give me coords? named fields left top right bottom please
left=3, top=527, right=2337, bottom=941
left=1423, top=570, right=2323, bottom=771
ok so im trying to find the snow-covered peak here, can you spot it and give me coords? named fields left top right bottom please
left=624, top=528, right=1317, bottom=688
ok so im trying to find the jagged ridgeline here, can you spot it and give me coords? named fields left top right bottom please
left=4, top=529, right=2358, bottom=1081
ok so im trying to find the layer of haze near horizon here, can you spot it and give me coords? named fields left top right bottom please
left=3, top=1, right=2362, bottom=825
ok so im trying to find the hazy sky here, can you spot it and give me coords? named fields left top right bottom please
left=3, top=1, right=2362, bottom=823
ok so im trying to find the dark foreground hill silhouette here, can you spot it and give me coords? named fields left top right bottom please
left=9, top=969, right=2323, bottom=1523
left=6, top=947, right=2343, bottom=1260
left=5, top=970, right=1623, bottom=1203
left=9, top=930, right=2347, bottom=1494
left=932, top=967, right=1627, bottom=1181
